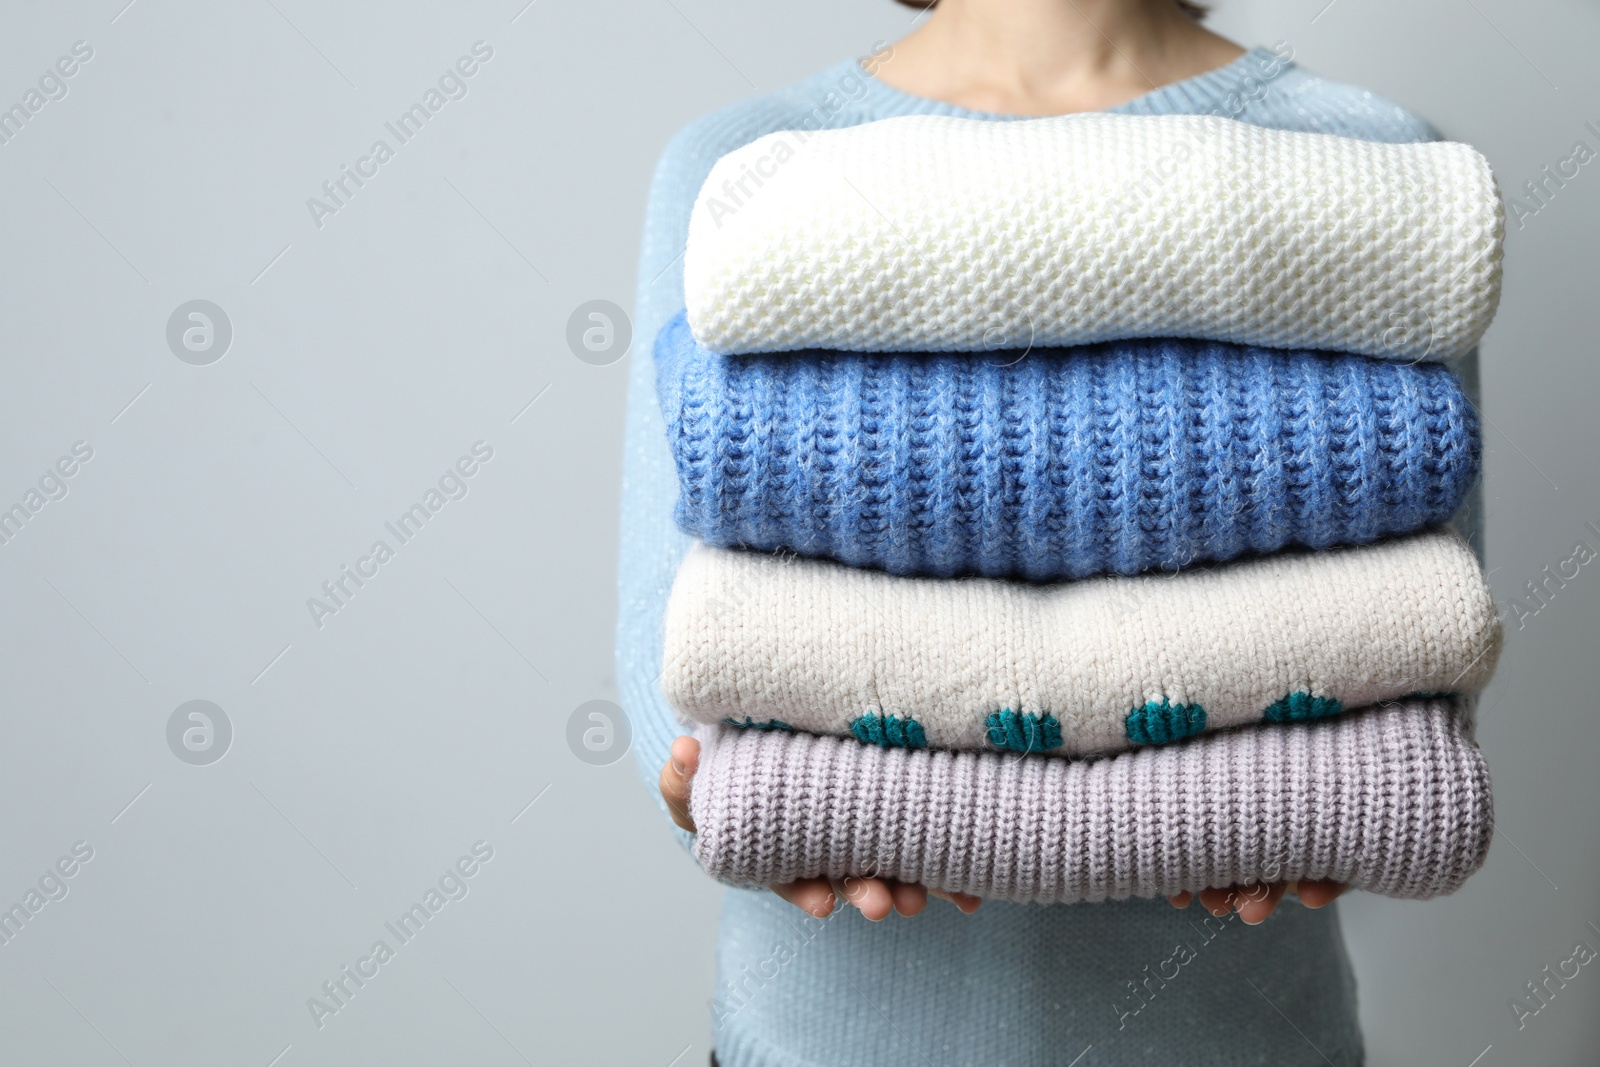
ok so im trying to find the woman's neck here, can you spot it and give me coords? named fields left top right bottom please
left=872, top=0, right=1246, bottom=115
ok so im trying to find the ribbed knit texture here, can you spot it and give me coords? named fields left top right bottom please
left=685, top=113, right=1503, bottom=360
left=657, top=310, right=1480, bottom=580
left=690, top=697, right=1492, bottom=904
left=620, top=45, right=1468, bottom=1066
left=663, top=529, right=1500, bottom=756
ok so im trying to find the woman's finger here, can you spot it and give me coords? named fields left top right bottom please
left=658, top=736, right=700, bottom=832
left=1198, top=886, right=1235, bottom=917
left=1293, top=880, right=1348, bottom=909
left=1235, top=881, right=1287, bottom=925
left=834, top=876, right=896, bottom=921
left=773, top=878, right=836, bottom=918
left=1167, top=891, right=1194, bottom=909
left=1198, top=882, right=1271, bottom=917
left=928, top=888, right=983, bottom=914
left=888, top=881, right=928, bottom=917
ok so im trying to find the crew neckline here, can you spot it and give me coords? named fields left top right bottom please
left=850, top=44, right=1287, bottom=121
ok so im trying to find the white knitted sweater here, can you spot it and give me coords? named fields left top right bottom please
left=684, top=113, right=1503, bottom=361
left=661, top=529, right=1500, bottom=757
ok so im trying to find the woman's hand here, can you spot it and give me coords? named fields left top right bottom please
left=1167, top=880, right=1347, bottom=924
left=659, top=736, right=983, bottom=921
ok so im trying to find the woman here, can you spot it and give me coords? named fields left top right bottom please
left=623, top=2, right=1448, bottom=1062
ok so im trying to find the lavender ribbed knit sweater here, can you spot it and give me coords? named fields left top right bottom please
left=690, top=698, right=1492, bottom=903
left=620, top=44, right=1476, bottom=1066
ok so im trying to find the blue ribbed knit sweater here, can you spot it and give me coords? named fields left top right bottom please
left=657, top=310, right=1479, bottom=580
left=620, top=45, right=1468, bottom=1067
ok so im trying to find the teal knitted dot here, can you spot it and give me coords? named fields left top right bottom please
left=1125, top=699, right=1207, bottom=746
left=984, top=710, right=1063, bottom=753
left=1262, top=692, right=1343, bottom=723
left=850, top=713, right=927, bottom=748
left=722, top=716, right=794, bottom=731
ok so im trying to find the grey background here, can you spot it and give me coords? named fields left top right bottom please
left=0, top=0, right=1594, bottom=1064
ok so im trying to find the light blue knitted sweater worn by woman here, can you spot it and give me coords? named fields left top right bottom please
left=619, top=45, right=1461, bottom=1067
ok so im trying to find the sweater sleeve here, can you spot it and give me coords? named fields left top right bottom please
left=617, top=103, right=810, bottom=846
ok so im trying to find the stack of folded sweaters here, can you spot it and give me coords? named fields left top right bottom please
left=655, top=114, right=1506, bottom=904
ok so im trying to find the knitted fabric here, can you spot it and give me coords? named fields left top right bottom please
left=684, top=113, right=1503, bottom=361
left=661, top=529, right=1500, bottom=758
left=688, top=697, right=1492, bottom=903
left=656, top=310, right=1480, bottom=580
left=622, top=46, right=1468, bottom=1067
